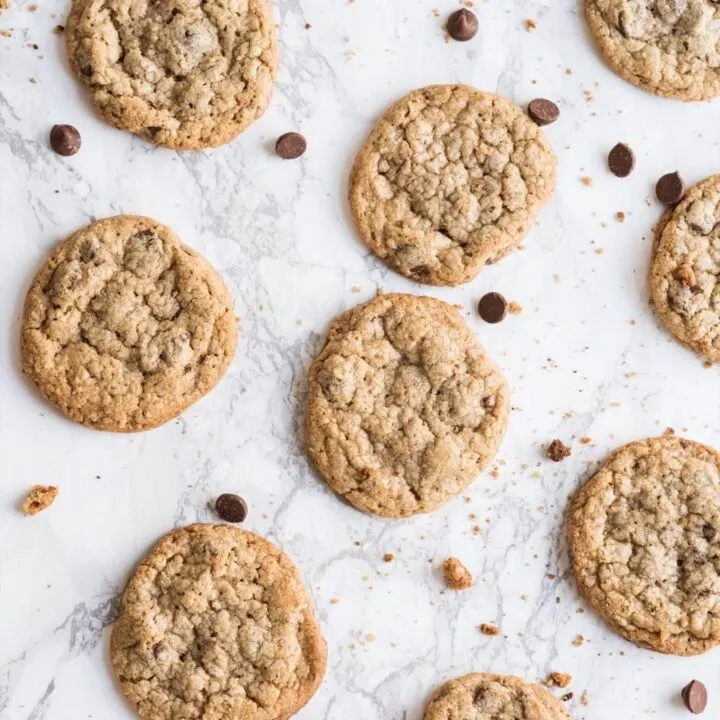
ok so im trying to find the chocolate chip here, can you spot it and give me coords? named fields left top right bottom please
left=215, top=493, right=248, bottom=523
left=682, top=680, right=708, bottom=714
left=527, top=98, right=559, bottom=126
left=703, top=524, right=716, bottom=542
left=608, top=142, right=635, bottom=178
left=478, top=292, right=508, bottom=324
left=410, top=264, right=431, bottom=281
left=547, top=439, right=571, bottom=462
left=447, top=9, right=478, bottom=41
left=275, top=132, right=306, bottom=159
left=656, top=171, right=684, bottom=205
left=49, top=124, right=81, bottom=156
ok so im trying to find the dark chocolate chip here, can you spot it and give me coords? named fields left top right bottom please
left=275, top=132, right=306, bottom=159
left=608, top=142, right=635, bottom=178
left=527, top=98, right=559, bottom=126
left=410, top=264, right=431, bottom=281
left=478, top=292, right=508, bottom=324
left=656, top=171, right=684, bottom=205
left=447, top=9, right=478, bottom=41
left=215, top=493, right=248, bottom=523
left=703, top=524, right=716, bottom=542
left=49, top=124, right=81, bottom=156
left=682, top=680, right=708, bottom=714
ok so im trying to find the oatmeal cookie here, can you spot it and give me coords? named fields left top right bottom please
left=650, top=174, right=720, bottom=363
left=584, top=0, right=720, bottom=101
left=349, top=85, right=557, bottom=286
left=305, top=294, right=509, bottom=518
left=22, top=215, right=237, bottom=432
left=66, top=0, right=277, bottom=149
left=568, top=436, right=720, bottom=655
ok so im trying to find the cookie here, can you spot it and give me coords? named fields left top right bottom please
left=584, top=0, right=720, bottom=101
left=650, top=174, right=720, bottom=363
left=423, top=673, right=570, bottom=720
left=22, top=215, right=237, bottom=432
left=111, top=524, right=327, bottom=720
left=349, top=85, right=557, bottom=286
left=568, top=436, right=720, bottom=655
left=305, top=293, right=509, bottom=518
left=66, top=0, right=277, bottom=149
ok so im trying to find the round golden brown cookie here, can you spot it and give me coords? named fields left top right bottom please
left=568, top=436, right=720, bottom=655
left=584, top=0, right=720, bottom=101
left=349, top=85, right=557, bottom=286
left=305, top=293, right=509, bottom=518
left=111, top=524, right=327, bottom=720
left=22, top=215, right=237, bottom=432
left=423, top=673, right=570, bottom=720
left=66, top=0, right=277, bottom=149
left=650, top=174, right=720, bottom=363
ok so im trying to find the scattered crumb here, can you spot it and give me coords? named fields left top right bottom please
left=508, top=301, right=522, bottom=315
left=584, top=89, right=594, bottom=102
left=365, top=633, right=376, bottom=642
left=546, top=439, right=571, bottom=462
left=28, top=2, right=37, bottom=9
left=22, top=485, right=59, bottom=515
left=572, top=634, right=585, bottom=647
left=545, top=672, right=572, bottom=689
left=350, top=285, right=361, bottom=293
left=304, top=22, right=311, bottom=29
left=579, top=435, right=592, bottom=445
left=565, top=67, right=573, bottom=75
left=442, top=556, right=473, bottom=590
left=479, top=623, right=501, bottom=636
left=663, top=427, right=675, bottom=437
left=561, top=693, right=574, bottom=702
left=0, top=29, right=11, bottom=36
left=330, top=597, right=340, bottom=605
left=29, top=77, right=38, bottom=84
left=615, top=211, right=625, bottom=222
left=524, top=18, right=536, bottom=32
left=581, top=690, right=589, bottom=706
left=383, top=553, right=395, bottom=563
left=580, top=176, right=593, bottom=186
left=432, top=7, right=440, bottom=16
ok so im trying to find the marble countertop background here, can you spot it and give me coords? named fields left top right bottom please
left=3, top=0, right=720, bottom=718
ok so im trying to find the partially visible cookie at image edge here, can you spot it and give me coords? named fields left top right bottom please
left=21, top=215, right=237, bottom=432
left=111, top=524, right=327, bottom=720
left=349, top=84, right=557, bottom=286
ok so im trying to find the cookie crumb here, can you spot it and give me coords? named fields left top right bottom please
left=479, top=623, right=501, bottom=636
left=28, top=2, right=37, bottom=9
left=22, top=485, right=59, bottom=515
left=442, top=556, right=473, bottom=590
left=383, top=553, right=395, bottom=562
left=579, top=435, right=592, bottom=445
left=304, top=22, right=311, bottom=29
left=581, top=690, right=589, bottom=706
left=615, top=211, right=625, bottom=222
left=546, top=439, right=571, bottom=462
left=580, top=176, right=593, bottom=186
left=561, top=692, right=574, bottom=702
left=546, top=672, right=572, bottom=689
left=508, top=301, right=522, bottom=315
left=524, top=18, right=536, bottom=32
left=572, top=634, right=584, bottom=647
left=663, top=426, right=675, bottom=437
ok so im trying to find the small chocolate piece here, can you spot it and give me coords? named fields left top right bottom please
left=215, top=493, right=248, bottom=523
left=477, top=292, right=508, bottom=324
left=703, top=524, right=716, bottom=542
left=608, top=142, right=635, bottom=178
left=447, top=9, right=478, bottom=41
left=547, top=439, right=571, bottom=462
left=656, top=171, right=684, bottom=205
left=275, top=132, right=306, bottom=159
left=50, top=124, right=81, bottom=156
left=527, top=98, right=559, bottom=126
left=682, top=680, right=708, bottom=714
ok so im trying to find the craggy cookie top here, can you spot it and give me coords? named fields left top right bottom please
left=305, top=294, right=509, bottom=518
left=66, top=0, right=277, bottom=149
left=568, top=436, right=720, bottom=655
left=349, top=85, right=557, bottom=286
left=22, top=216, right=236, bottom=432
left=111, top=524, right=327, bottom=720
left=424, top=674, right=570, bottom=720
left=585, top=0, right=720, bottom=100
left=650, top=175, right=720, bottom=364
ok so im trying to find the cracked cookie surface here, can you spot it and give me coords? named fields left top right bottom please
left=305, top=294, right=509, bottom=518
left=568, top=436, right=720, bottom=655
left=111, top=524, right=327, bottom=720
left=349, top=85, right=557, bottom=286
left=585, top=0, right=720, bottom=100
left=22, top=215, right=237, bottom=432
left=66, top=0, right=277, bottom=149
left=423, top=674, right=570, bottom=720
left=650, top=175, right=720, bottom=363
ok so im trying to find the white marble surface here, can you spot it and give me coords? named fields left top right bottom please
left=3, top=0, right=720, bottom=718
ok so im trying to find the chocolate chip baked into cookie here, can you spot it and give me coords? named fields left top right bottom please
left=66, top=0, right=278, bottom=149
left=21, top=215, right=237, bottom=432
left=305, top=294, right=509, bottom=518
left=349, top=85, right=557, bottom=286
left=423, top=674, right=570, bottom=720
left=568, top=436, right=720, bottom=655
left=111, top=524, right=327, bottom=720
left=584, top=0, right=720, bottom=100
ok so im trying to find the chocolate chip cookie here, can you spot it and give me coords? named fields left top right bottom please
left=423, top=674, right=570, bottom=720
left=584, top=0, right=720, bottom=101
left=305, top=293, right=509, bottom=518
left=22, top=215, right=237, bottom=432
left=568, top=436, right=720, bottom=655
left=650, top=174, right=720, bottom=363
left=349, top=85, right=557, bottom=286
left=111, top=524, right=327, bottom=720
left=66, top=0, right=277, bottom=149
